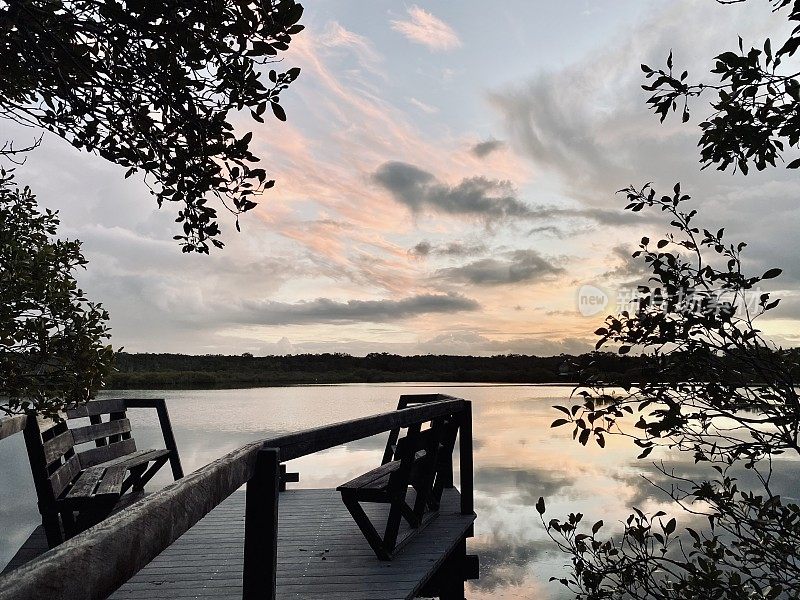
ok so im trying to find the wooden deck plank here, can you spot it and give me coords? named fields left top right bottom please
left=109, top=488, right=473, bottom=600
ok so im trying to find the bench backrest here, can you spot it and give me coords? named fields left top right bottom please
left=382, top=394, right=457, bottom=465
left=388, top=416, right=457, bottom=494
left=23, top=398, right=137, bottom=505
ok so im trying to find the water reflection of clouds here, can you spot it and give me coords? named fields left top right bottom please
left=619, top=456, right=800, bottom=511
left=468, top=534, right=549, bottom=593
left=0, top=435, right=41, bottom=568
left=475, top=466, right=576, bottom=506
left=4, top=384, right=753, bottom=600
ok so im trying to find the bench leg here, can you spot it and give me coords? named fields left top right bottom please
left=134, top=456, right=169, bottom=492
left=383, top=494, right=405, bottom=554
left=73, top=499, right=116, bottom=536
left=122, top=464, right=147, bottom=494
left=60, top=509, right=76, bottom=539
left=400, top=500, right=420, bottom=528
left=41, top=510, right=64, bottom=548
left=412, top=466, right=437, bottom=522
left=342, top=496, right=390, bottom=560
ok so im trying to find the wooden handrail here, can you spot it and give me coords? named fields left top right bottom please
left=0, top=396, right=469, bottom=600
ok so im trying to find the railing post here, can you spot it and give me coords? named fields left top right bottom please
left=242, top=447, right=280, bottom=600
left=458, top=401, right=473, bottom=515
left=154, top=399, right=184, bottom=480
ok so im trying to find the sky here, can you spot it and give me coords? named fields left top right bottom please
left=4, top=0, right=800, bottom=356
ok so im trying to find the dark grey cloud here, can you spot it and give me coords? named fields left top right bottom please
left=373, top=161, right=529, bottom=220
left=436, top=249, right=563, bottom=286
left=471, top=139, right=505, bottom=158
left=602, top=244, right=648, bottom=283
left=236, top=293, right=480, bottom=325
left=527, top=225, right=565, bottom=237
left=410, top=240, right=487, bottom=258
left=411, top=241, right=432, bottom=256
left=374, top=161, right=646, bottom=228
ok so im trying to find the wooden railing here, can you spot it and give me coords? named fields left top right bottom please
left=0, top=394, right=473, bottom=600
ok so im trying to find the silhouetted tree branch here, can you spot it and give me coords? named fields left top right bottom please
left=540, top=2, right=800, bottom=598
left=0, top=0, right=304, bottom=253
left=641, top=0, right=800, bottom=175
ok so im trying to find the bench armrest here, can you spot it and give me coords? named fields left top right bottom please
left=123, top=398, right=184, bottom=480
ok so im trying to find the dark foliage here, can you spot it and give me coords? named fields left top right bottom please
left=543, top=186, right=800, bottom=598
left=537, top=2, right=800, bottom=598
left=107, top=349, right=800, bottom=389
left=0, top=0, right=304, bottom=252
left=0, top=168, right=113, bottom=418
left=642, top=0, right=800, bottom=174
left=109, top=352, right=590, bottom=388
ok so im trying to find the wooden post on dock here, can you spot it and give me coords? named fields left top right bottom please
left=242, top=447, right=280, bottom=600
left=459, top=401, right=474, bottom=515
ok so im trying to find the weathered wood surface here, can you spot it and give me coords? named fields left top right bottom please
left=0, top=398, right=467, bottom=600
left=0, top=414, right=26, bottom=442
left=71, top=419, right=132, bottom=445
left=108, top=488, right=474, bottom=600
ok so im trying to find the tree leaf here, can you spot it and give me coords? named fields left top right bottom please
left=271, top=102, right=287, bottom=121
left=536, top=497, right=546, bottom=515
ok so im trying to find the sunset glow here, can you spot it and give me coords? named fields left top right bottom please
left=6, top=0, right=799, bottom=356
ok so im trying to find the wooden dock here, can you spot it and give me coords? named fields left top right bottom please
left=109, top=488, right=474, bottom=600
left=0, top=395, right=477, bottom=600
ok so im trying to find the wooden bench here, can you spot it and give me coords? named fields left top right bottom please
left=337, top=395, right=459, bottom=560
left=22, top=397, right=183, bottom=548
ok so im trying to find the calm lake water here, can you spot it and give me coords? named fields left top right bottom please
left=2, top=383, right=795, bottom=598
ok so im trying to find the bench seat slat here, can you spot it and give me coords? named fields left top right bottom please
left=65, top=467, right=106, bottom=499
left=95, top=448, right=170, bottom=470
left=95, top=466, right=126, bottom=497
left=338, top=460, right=401, bottom=491
left=71, top=419, right=132, bottom=445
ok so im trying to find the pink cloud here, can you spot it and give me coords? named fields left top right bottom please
left=391, top=6, right=461, bottom=52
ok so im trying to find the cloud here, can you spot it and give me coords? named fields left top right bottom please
left=602, top=244, right=649, bottom=284
left=318, top=21, right=383, bottom=76
left=410, top=241, right=432, bottom=257
left=487, top=0, right=794, bottom=205
left=373, top=161, right=646, bottom=228
left=417, top=330, right=592, bottom=356
left=410, top=240, right=487, bottom=258
left=268, top=331, right=594, bottom=357
left=471, top=139, right=505, bottom=158
left=234, top=293, right=480, bottom=325
left=373, top=161, right=534, bottom=221
left=435, top=249, right=563, bottom=286
left=408, top=97, right=438, bottom=114
left=259, top=336, right=296, bottom=355
left=391, top=6, right=461, bottom=51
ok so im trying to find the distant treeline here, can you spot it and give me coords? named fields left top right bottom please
left=108, top=351, right=646, bottom=389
